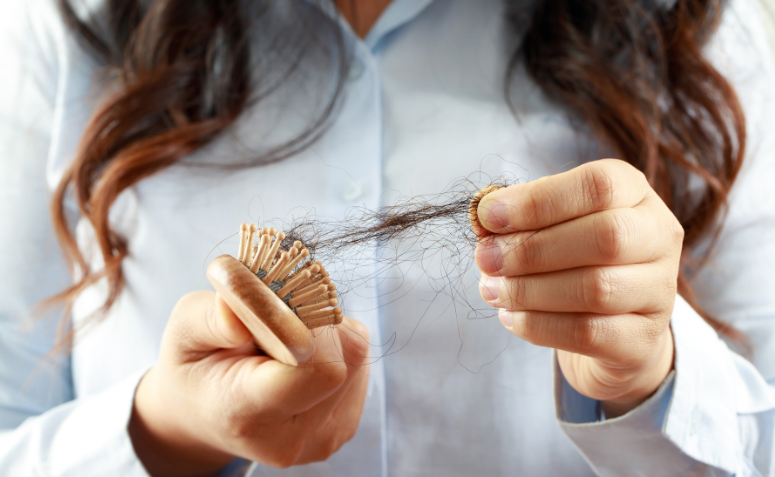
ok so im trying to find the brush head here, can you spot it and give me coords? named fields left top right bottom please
left=207, top=254, right=313, bottom=366
left=205, top=223, right=344, bottom=365
left=216, top=223, right=342, bottom=347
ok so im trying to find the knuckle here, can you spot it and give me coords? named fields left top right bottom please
left=318, top=442, right=338, bottom=462
left=514, top=312, right=541, bottom=345
left=173, top=291, right=211, bottom=313
left=174, top=291, right=198, bottom=307
left=582, top=268, right=615, bottom=312
left=324, top=431, right=349, bottom=458
left=665, top=274, right=678, bottom=296
left=222, top=410, right=255, bottom=442
left=318, top=362, right=348, bottom=390
left=169, top=292, right=197, bottom=325
left=575, top=317, right=612, bottom=352
left=593, top=211, right=633, bottom=262
left=522, top=185, right=553, bottom=227
left=166, top=319, right=196, bottom=353
left=166, top=322, right=190, bottom=348
left=271, top=441, right=304, bottom=468
left=660, top=272, right=679, bottom=302
left=342, top=323, right=371, bottom=361
left=342, top=421, right=359, bottom=443
left=618, top=159, right=649, bottom=187
left=509, top=232, right=544, bottom=273
left=202, top=302, right=222, bottom=341
left=583, top=164, right=616, bottom=210
left=348, top=319, right=370, bottom=342
left=348, top=337, right=370, bottom=362
left=302, top=425, right=352, bottom=464
left=509, top=277, right=530, bottom=309
left=167, top=291, right=215, bottom=343
left=335, top=422, right=359, bottom=451
left=642, top=317, right=666, bottom=344
left=669, top=216, right=685, bottom=244
left=635, top=168, right=649, bottom=187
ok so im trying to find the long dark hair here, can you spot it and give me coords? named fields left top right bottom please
left=50, top=0, right=745, bottom=341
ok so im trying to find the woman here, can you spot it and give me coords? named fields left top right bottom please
left=1, top=0, right=773, bottom=475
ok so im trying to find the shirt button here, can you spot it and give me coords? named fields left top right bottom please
left=689, top=407, right=702, bottom=436
left=348, top=58, right=365, bottom=81
left=341, top=181, right=364, bottom=202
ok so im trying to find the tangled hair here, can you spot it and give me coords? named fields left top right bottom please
left=50, top=0, right=349, bottom=333
left=51, top=0, right=745, bottom=342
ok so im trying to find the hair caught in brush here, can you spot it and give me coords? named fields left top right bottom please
left=224, top=176, right=518, bottom=365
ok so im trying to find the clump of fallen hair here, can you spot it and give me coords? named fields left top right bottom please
left=282, top=178, right=512, bottom=259
left=257, top=176, right=518, bottom=326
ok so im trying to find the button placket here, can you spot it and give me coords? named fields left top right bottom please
left=341, top=179, right=365, bottom=202
left=348, top=58, right=365, bottom=81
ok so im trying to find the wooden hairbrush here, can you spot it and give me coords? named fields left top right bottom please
left=206, top=185, right=499, bottom=365
left=207, top=223, right=342, bottom=366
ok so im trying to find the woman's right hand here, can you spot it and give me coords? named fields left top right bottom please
left=128, top=291, right=371, bottom=477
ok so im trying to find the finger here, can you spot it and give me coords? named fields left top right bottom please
left=240, top=316, right=369, bottom=418
left=476, top=203, right=680, bottom=276
left=295, top=318, right=371, bottom=463
left=296, top=354, right=370, bottom=465
left=500, top=310, right=666, bottom=363
left=245, top=318, right=371, bottom=465
left=293, top=317, right=371, bottom=423
left=237, top=327, right=348, bottom=418
left=167, top=291, right=253, bottom=358
left=252, top=344, right=370, bottom=467
left=479, top=264, right=677, bottom=315
left=335, top=316, right=372, bottom=366
left=477, top=159, right=652, bottom=233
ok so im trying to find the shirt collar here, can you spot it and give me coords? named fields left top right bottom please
left=302, top=0, right=436, bottom=51
left=364, top=0, right=436, bottom=50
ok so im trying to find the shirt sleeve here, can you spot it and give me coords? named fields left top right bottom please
left=0, top=2, right=149, bottom=475
left=556, top=297, right=775, bottom=477
left=554, top=0, right=775, bottom=475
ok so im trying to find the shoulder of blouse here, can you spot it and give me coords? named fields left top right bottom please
left=755, top=0, right=775, bottom=57
left=710, top=0, right=775, bottom=158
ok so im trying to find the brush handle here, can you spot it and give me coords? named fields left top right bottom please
left=207, top=254, right=314, bottom=366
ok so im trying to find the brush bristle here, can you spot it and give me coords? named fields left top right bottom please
left=235, top=225, right=339, bottom=329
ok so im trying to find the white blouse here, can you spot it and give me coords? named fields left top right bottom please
left=1, top=0, right=775, bottom=476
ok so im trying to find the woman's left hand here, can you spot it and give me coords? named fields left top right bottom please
left=475, top=159, right=680, bottom=418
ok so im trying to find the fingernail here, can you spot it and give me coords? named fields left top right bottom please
left=479, top=198, right=509, bottom=232
left=479, top=274, right=500, bottom=302
left=499, top=309, right=513, bottom=329
left=478, top=242, right=504, bottom=275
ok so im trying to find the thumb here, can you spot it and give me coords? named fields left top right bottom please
left=167, top=291, right=253, bottom=355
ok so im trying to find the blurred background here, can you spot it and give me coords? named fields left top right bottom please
left=762, top=0, right=775, bottom=53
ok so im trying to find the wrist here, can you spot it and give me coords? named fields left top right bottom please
left=129, top=368, right=234, bottom=477
left=600, top=326, right=675, bottom=418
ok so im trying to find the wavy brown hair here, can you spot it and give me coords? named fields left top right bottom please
left=51, top=0, right=744, bottom=341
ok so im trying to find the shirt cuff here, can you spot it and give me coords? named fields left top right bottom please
left=662, top=296, right=773, bottom=474
left=555, top=295, right=751, bottom=476
left=0, top=369, right=150, bottom=477
left=556, top=365, right=703, bottom=476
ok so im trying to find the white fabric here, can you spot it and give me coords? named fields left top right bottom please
left=0, top=0, right=774, bottom=476
left=758, top=0, right=775, bottom=57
